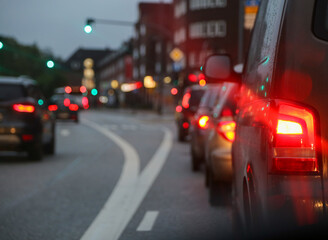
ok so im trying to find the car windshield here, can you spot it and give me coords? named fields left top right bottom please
left=0, top=84, right=25, bottom=101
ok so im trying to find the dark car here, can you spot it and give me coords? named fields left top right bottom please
left=49, top=94, right=79, bottom=123
left=176, top=85, right=206, bottom=142
left=190, top=84, right=222, bottom=171
left=204, top=82, right=238, bottom=206
left=204, top=0, right=328, bottom=236
left=0, top=76, right=56, bottom=160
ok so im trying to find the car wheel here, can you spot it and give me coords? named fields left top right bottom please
left=209, top=171, right=231, bottom=206
left=28, top=142, right=43, bottom=161
left=205, top=165, right=209, bottom=187
left=191, top=151, right=200, bottom=172
left=45, top=125, right=55, bottom=155
left=178, top=128, right=185, bottom=142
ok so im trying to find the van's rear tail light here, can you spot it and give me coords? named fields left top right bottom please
left=217, top=121, right=236, bottom=142
left=13, top=104, right=35, bottom=113
left=273, top=103, right=318, bottom=173
left=48, top=104, right=58, bottom=111
left=221, top=107, right=233, bottom=117
left=182, top=92, right=191, bottom=109
left=198, top=115, right=209, bottom=129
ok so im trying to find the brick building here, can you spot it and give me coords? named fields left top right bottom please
left=132, top=2, right=174, bottom=109
left=173, top=0, right=240, bottom=86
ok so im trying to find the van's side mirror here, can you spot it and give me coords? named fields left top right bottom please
left=203, top=54, right=241, bottom=83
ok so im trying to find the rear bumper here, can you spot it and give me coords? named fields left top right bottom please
left=211, top=148, right=232, bottom=183
left=264, top=175, right=325, bottom=226
left=0, top=123, right=41, bottom=152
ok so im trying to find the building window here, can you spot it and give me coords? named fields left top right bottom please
left=174, top=0, right=187, bottom=18
left=133, top=67, right=139, bottom=79
left=189, top=21, right=227, bottom=39
left=140, top=44, right=146, bottom=56
left=189, top=0, right=227, bottom=11
left=140, top=64, right=146, bottom=76
left=174, top=28, right=186, bottom=44
left=155, top=62, right=161, bottom=73
left=133, top=48, right=139, bottom=59
left=140, top=24, right=146, bottom=36
left=156, top=42, right=162, bottom=54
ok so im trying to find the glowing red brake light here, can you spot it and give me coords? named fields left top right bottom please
left=64, top=98, right=70, bottom=107
left=273, top=103, right=318, bottom=173
left=48, top=104, right=58, bottom=111
left=217, top=121, right=236, bottom=142
left=198, top=115, right=209, bottom=129
left=182, top=92, right=191, bottom=109
left=13, top=104, right=35, bottom=113
left=176, top=105, right=182, bottom=113
left=69, top=104, right=79, bottom=111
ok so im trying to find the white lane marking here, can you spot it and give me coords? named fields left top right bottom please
left=80, top=118, right=140, bottom=240
left=104, top=124, right=118, bottom=130
left=60, top=129, right=70, bottom=137
left=80, top=119, right=173, bottom=240
left=137, top=211, right=159, bottom=232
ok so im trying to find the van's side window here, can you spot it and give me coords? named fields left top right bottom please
left=243, top=0, right=285, bottom=99
left=313, top=0, right=328, bottom=41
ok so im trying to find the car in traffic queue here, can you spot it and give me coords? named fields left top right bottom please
left=48, top=94, right=79, bottom=123
left=204, top=0, right=328, bottom=236
left=0, top=76, right=56, bottom=160
left=204, top=82, right=239, bottom=206
left=176, top=85, right=206, bottom=141
left=190, top=84, right=222, bottom=171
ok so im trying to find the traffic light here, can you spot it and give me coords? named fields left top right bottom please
left=0, top=41, right=3, bottom=50
left=46, top=60, right=55, bottom=68
left=91, top=88, right=98, bottom=96
left=84, top=19, right=94, bottom=34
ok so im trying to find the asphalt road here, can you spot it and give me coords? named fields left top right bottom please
left=0, top=109, right=233, bottom=240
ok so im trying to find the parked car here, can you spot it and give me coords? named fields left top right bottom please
left=204, top=0, right=328, bottom=236
left=190, top=84, right=222, bottom=171
left=204, top=82, right=239, bottom=206
left=0, top=76, right=56, bottom=160
left=49, top=94, right=79, bottom=123
left=176, top=85, right=206, bottom=141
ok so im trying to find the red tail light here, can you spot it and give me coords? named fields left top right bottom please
left=182, top=122, right=189, bottom=129
left=48, top=104, right=58, bottom=111
left=13, top=104, right=35, bottom=113
left=221, top=107, right=233, bottom=117
left=217, top=121, right=236, bottom=142
left=272, top=103, right=318, bottom=173
left=69, top=104, right=79, bottom=111
left=22, top=134, right=34, bottom=141
left=176, top=105, right=182, bottom=113
left=63, top=98, right=70, bottom=107
left=198, top=115, right=209, bottom=129
left=182, top=92, right=191, bottom=109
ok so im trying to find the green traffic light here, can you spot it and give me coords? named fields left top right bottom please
left=91, top=88, right=98, bottom=96
left=84, top=25, right=93, bottom=34
left=0, top=41, right=3, bottom=49
left=47, top=60, right=55, bottom=68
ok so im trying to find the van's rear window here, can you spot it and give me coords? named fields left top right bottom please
left=0, top=84, right=25, bottom=101
left=313, top=0, right=328, bottom=41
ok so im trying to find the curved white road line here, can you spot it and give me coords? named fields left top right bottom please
left=80, top=119, right=173, bottom=240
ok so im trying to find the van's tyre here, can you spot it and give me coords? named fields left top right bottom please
left=45, top=125, right=55, bottom=155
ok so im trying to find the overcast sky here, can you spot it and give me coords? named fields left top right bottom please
left=0, top=0, right=170, bottom=60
